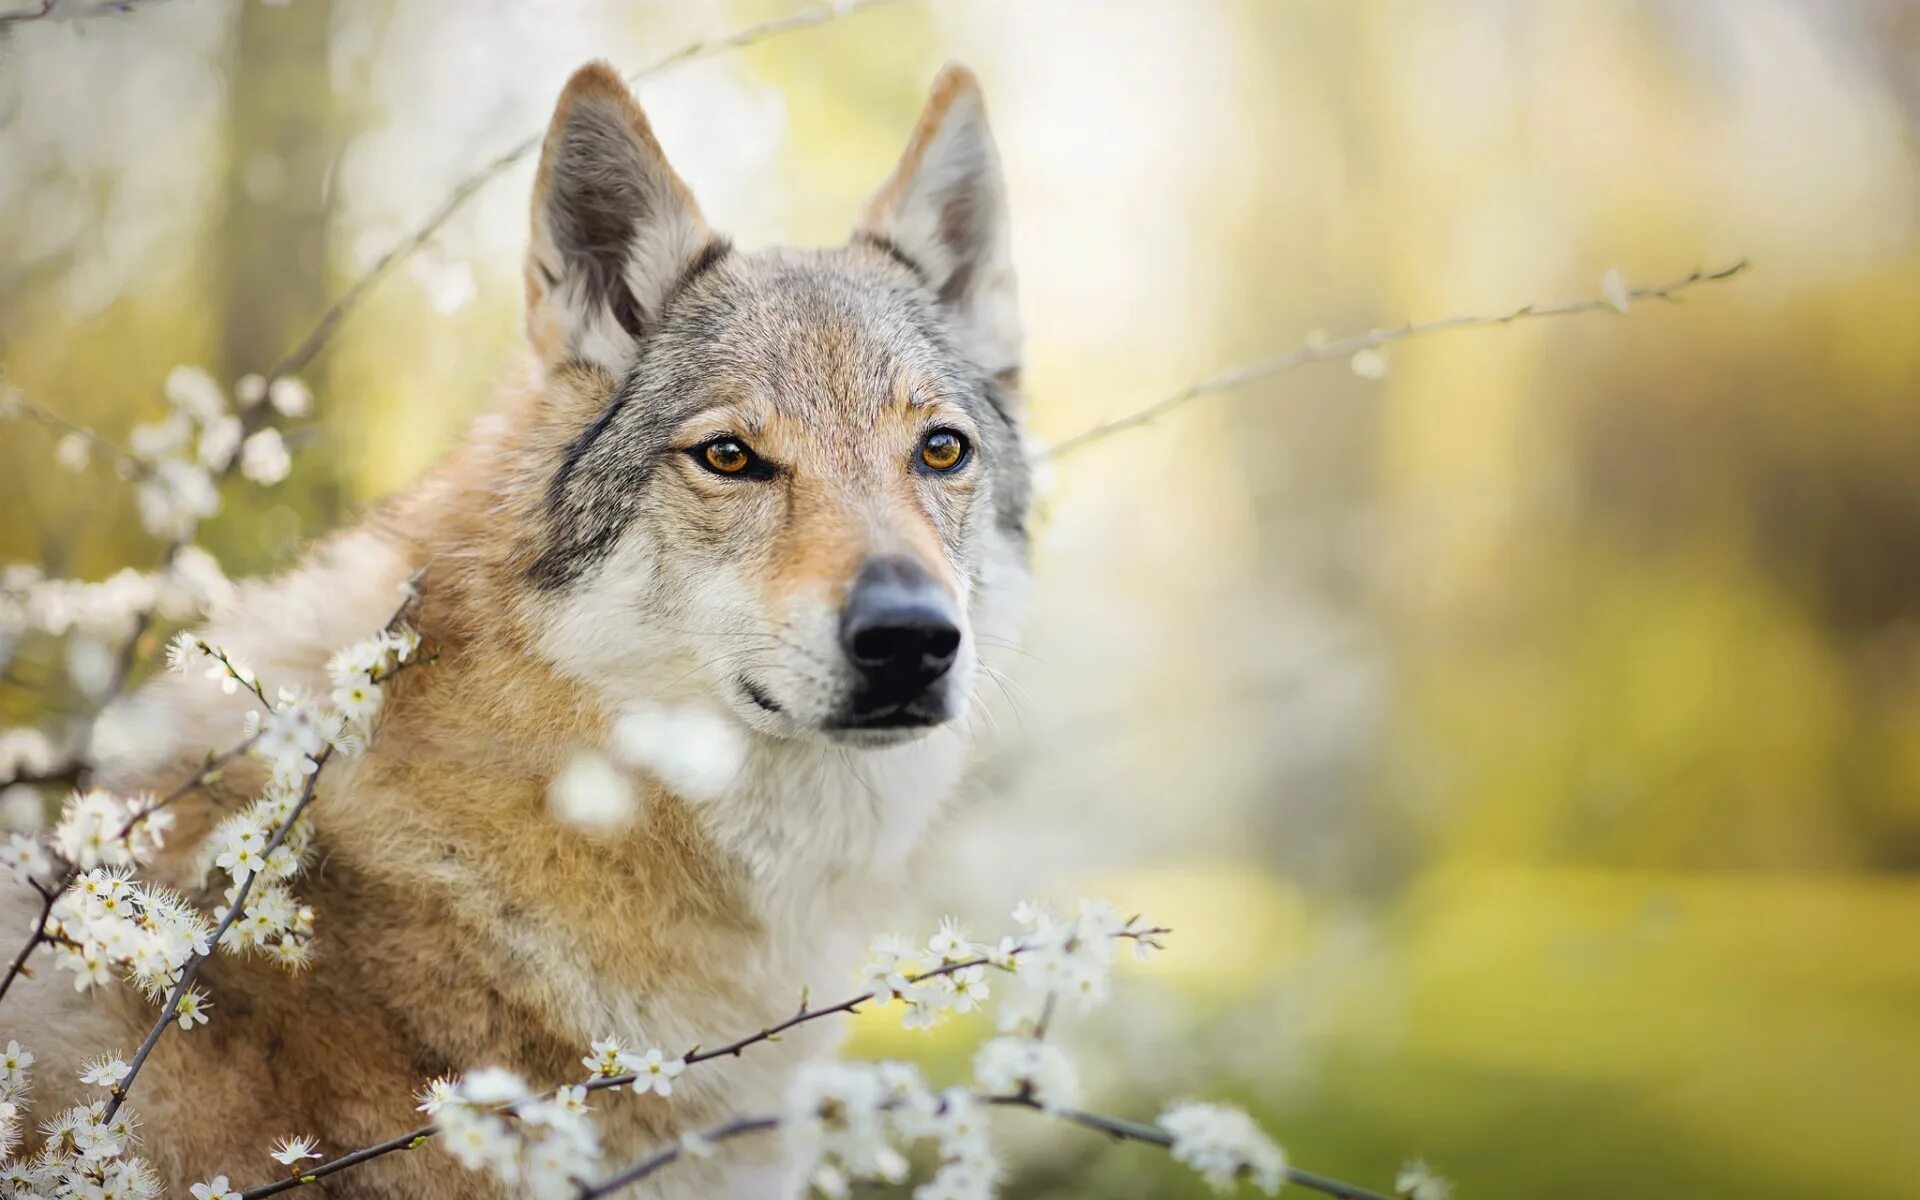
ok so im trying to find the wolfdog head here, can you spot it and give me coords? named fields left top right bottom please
left=515, top=62, right=1032, bottom=749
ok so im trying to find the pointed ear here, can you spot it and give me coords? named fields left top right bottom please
left=525, top=62, right=713, bottom=372
left=857, top=65, right=1021, bottom=377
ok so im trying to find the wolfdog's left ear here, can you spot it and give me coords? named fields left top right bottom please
left=525, top=62, right=712, bottom=373
left=858, top=65, right=1022, bottom=378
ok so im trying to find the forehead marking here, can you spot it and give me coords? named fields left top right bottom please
left=547, top=237, right=730, bottom=506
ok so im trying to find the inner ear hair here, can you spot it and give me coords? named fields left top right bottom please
left=527, top=61, right=711, bottom=370
left=547, top=97, right=662, bottom=338
left=856, top=64, right=1022, bottom=378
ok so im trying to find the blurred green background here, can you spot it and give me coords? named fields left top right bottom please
left=4, top=1, right=1919, bottom=1197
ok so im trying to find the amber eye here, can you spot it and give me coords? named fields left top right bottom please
left=699, top=438, right=755, bottom=476
left=919, top=429, right=969, bottom=473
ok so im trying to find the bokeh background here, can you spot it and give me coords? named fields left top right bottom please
left=5, top=1, right=1920, bottom=1197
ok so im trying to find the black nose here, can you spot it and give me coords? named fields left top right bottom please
left=839, top=557, right=961, bottom=701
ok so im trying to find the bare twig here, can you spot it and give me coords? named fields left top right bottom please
left=0, top=0, right=168, bottom=29
left=238, top=1125, right=436, bottom=1199
left=1045, top=258, right=1753, bottom=460
left=111, top=731, right=263, bottom=843
left=0, top=875, right=66, bottom=1004
left=229, top=924, right=1171, bottom=1196
left=573, top=1092, right=1398, bottom=1200
left=989, top=1096, right=1396, bottom=1200
left=264, top=0, right=907, bottom=386
left=102, top=743, right=333, bottom=1123
left=6, top=395, right=144, bottom=479
left=672, top=924, right=1165, bottom=1072
left=19, top=586, right=422, bottom=1096
left=572, top=1115, right=782, bottom=1198
left=0, top=730, right=258, bottom=1006
left=0, top=0, right=54, bottom=29
left=0, top=762, right=84, bottom=791
left=0, top=588, right=423, bottom=1011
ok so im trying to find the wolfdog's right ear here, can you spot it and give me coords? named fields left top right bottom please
left=525, top=62, right=712, bottom=373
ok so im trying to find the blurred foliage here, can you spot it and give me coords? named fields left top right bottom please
left=4, top=1, right=1919, bottom=1197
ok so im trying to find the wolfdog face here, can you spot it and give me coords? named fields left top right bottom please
left=517, top=63, right=1032, bottom=748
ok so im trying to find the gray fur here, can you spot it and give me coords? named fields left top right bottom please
left=532, top=243, right=1033, bottom=592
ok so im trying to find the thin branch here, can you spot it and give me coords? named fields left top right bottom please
left=6, top=395, right=144, bottom=479
left=0, top=874, right=67, bottom=1004
left=572, top=1115, right=782, bottom=1198
left=227, top=924, right=1170, bottom=1195
left=989, top=1096, right=1395, bottom=1200
left=0, top=0, right=53, bottom=28
left=0, top=601, right=420, bottom=1010
left=264, top=0, right=907, bottom=386
left=100, top=585, right=422, bottom=1115
left=111, top=731, right=263, bottom=843
left=0, top=0, right=168, bottom=29
left=1044, top=258, right=1753, bottom=460
left=0, top=763, right=84, bottom=791
left=620, top=925, right=1165, bottom=1079
left=238, top=1125, right=436, bottom=1199
left=574, top=1092, right=1398, bottom=1200
left=102, top=744, right=333, bottom=1123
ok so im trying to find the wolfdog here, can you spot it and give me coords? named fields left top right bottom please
left=13, top=61, right=1032, bottom=1197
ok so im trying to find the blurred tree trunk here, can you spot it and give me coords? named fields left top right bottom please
left=214, top=0, right=342, bottom=566
left=219, top=0, right=338, bottom=387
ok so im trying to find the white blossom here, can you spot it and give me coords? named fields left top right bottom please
left=941, top=965, right=991, bottom=1014
left=434, top=1067, right=600, bottom=1197
left=164, top=631, right=204, bottom=674
left=415, top=1076, right=458, bottom=1114
left=191, top=1175, right=241, bottom=1200
left=129, top=411, right=192, bottom=461
left=784, top=1061, right=917, bottom=1186
left=78, top=1054, right=130, bottom=1089
left=251, top=693, right=330, bottom=785
left=136, top=458, right=221, bottom=539
left=610, top=702, right=746, bottom=803
left=165, top=366, right=227, bottom=424
left=55, top=432, right=90, bottom=472
left=972, top=1037, right=1078, bottom=1111
left=1, top=833, right=52, bottom=885
left=582, top=1036, right=630, bottom=1082
left=270, top=1134, right=322, bottom=1168
left=926, top=916, right=977, bottom=963
left=240, top=428, right=292, bottom=486
left=411, top=255, right=478, bottom=313
left=330, top=676, right=385, bottom=731
left=0, top=785, right=39, bottom=834
left=174, top=986, right=212, bottom=1029
left=53, top=790, right=170, bottom=870
left=629, top=1048, right=685, bottom=1098
left=1600, top=267, right=1631, bottom=314
left=66, top=634, right=115, bottom=699
left=861, top=932, right=921, bottom=1006
left=267, top=377, right=312, bottom=418
left=162, top=546, right=233, bottom=618
left=0, top=1042, right=32, bottom=1092
left=437, top=1101, right=517, bottom=1174
left=1349, top=346, right=1390, bottom=380
left=1158, top=1101, right=1288, bottom=1194
left=1396, top=1159, right=1452, bottom=1200
left=548, top=752, right=636, bottom=834
left=197, top=415, right=243, bottom=471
